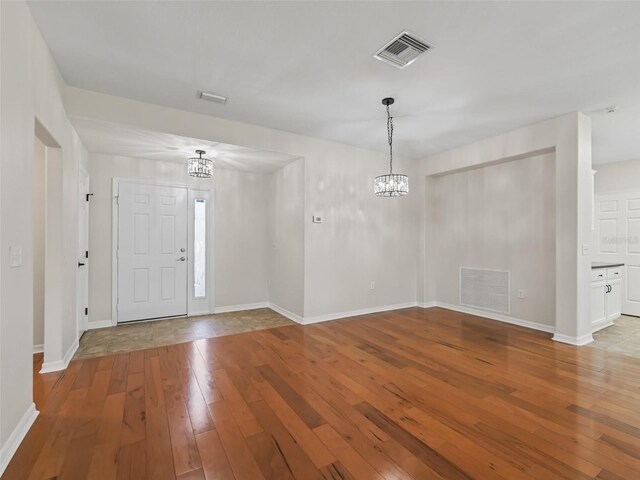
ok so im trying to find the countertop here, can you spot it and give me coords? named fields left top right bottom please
left=592, top=262, right=624, bottom=270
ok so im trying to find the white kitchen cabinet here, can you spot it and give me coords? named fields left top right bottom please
left=607, top=278, right=622, bottom=322
left=591, top=267, right=623, bottom=332
left=591, top=280, right=607, bottom=328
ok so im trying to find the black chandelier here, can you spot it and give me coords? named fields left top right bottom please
left=188, top=150, right=214, bottom=178
left=374, top=97, right=409, bottom=197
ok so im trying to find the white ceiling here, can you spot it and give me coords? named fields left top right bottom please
left=28, top=1, right=640, bottom=165
left=70, top=117, right=300, bottom=173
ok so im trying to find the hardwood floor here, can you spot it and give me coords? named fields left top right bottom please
left=5, top=307, right=640, bottom=479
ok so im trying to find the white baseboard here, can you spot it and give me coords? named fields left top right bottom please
left=0, top=402, right=38, bottom=476
left=268, top=303, right=304, bottom=324
left=214, top=302, right=270, bottom=314
left=33, top=344, right=44, bottom=354
left=430, top=302, right=556, bottom=334
left=268, top=302, right=419, bottom=325
left=302, top=302, right=419, bottom=325
left=40, top=338, right=79, bottom=374
left=552, top=333, right=594, bottom=346
left=591, top=319, right=614, bottom=334
left=86, top=319, right=113, bottom=330
left=417, top=301, right=437, bottom=308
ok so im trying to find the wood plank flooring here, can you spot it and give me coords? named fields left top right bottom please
left=5, top=307, right=640, bottom=479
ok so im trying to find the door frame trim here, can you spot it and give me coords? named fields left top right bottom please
left=77, top=164, right=90, bottom=337
left=111, top=178, right=214, bottom=326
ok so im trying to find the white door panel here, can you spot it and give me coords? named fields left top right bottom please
left=628, top=198, right=640, bottom=212
left=117, top=182, right=188, bottom=322
left=628, top=219, right=640, bottom=254
left=598, top=219, right=618, bottom=254
left=595, top=190, right=640, bottom=316
left=627, top=265, right=640, bottom=302
left=598, top=199, right=618, bottom=213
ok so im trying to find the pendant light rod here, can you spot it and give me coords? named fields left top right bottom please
left=382, top=97, right=395, bottom=174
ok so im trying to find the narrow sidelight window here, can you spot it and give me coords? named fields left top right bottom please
left=194, top=198, right=206, bottom=298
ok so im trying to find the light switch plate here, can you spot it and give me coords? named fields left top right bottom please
left=9, top=245, right=22, bottom=267
left=581, top=244, right=590, bottom=255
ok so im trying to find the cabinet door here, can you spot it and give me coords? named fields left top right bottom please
left=591, top=281, right=607, bottom=327
left=607, top=278, right=622, bottom=322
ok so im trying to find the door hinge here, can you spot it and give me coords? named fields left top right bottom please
left=85, top=250, right=89, bottom=258
left=86, top=193, right=94, bottom=202
left=84, top=307, right=88, bottom=315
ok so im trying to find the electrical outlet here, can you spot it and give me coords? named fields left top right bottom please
left=370, top=281, right=375, bottom=290
left=517, top=289, right=525, bottom=299
left=312, top=215, right=323, bottom=224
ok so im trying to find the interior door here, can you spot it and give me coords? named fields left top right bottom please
left=117, top=182, right=188, bottom=322
left=77, top=169, right=90, bottom=335
left=594, top=191, right=640, bottom=316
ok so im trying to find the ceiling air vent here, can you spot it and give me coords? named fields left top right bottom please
left=373, top=31, right=431, bottom=69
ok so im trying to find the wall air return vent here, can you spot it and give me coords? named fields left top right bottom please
left=373, top=31, right=431, bottom=69
left=460, top=267, right=510, bottom=315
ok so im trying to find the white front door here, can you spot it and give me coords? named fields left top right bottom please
left=594, top=190, right=640, bottom=316
left=117, top=182, right=188, bottom=322
left=77, top=169, right=90, bottom=335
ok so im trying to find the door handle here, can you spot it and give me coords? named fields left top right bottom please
left=78, top=262, right=85, bottom=267
left=606, top=284, right=611, bottom=293
left=177, top=257, right=186, bottom=262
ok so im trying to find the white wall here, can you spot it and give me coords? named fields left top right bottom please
left=214, top=168, right=270, bottom=309
left=88, top=153, right=271, bottom=325
left=432, top=153, right=556, bottom=327
left=65, top=88, right=422, bottom=322
left=32, top=138, right=45, bottom=348
left=303, top=149, right=420, bottom=319
left=594, top=158, right=640, bottom=194
left=268, top=158, right=305, bottom=317
left=0, top=0, right=88, bottom=471
left=420, top=113, right=593, bottom=345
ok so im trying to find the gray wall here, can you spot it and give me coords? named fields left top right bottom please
left=432, top=153, right=556, bottom=327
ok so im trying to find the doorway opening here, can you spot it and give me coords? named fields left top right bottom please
left=33, top=119, right=64, bottom=373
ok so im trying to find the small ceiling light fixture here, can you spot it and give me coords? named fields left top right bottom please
left=199, top=91, right=228, bottom=104
left=188, top=150, right=214, bottom=178
left=606, top=105, right=618, bottom=114
left=374, top=98, right=409, bottom=197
